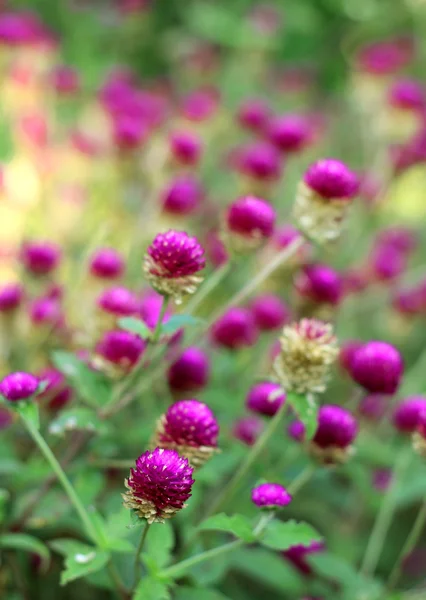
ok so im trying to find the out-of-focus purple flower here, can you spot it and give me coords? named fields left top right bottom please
left=351, top=341, right=403, bottom=394
left=167, top=347, right=210, bottom=394
left=251, top=294, right=290, bottom=331
left=226, top=196, right=276, bottom=249
left=90, top=248, right=125, bottom=279
left=282, top=541, right=325, bottom=576
left=295, top=264, right=343, bottom=306
left=246, top=382, right=286, bottom=417
left=205, top=230, right=229, bottom=269
left=169, top=131, right=202, bottom=166
left=113, top=115, right=147, bottom=151
left=358, top=394, right=389, bottom=422
left=211, top=308, right=258, bottom=350
left=139, top=290, right=171, bottom=330
left=376, top=227, right=418, bottom=255
left=38, top=368, right=72, bottom=411
left=392, top=396, right=426, bottom=433
left=0, top=372, right=39, bottom=402
left=311, top=405, right=358, bottom=464
left=51, top=65, right=80, bottom=95
left=233, top=416, right=264, bottom=446
left=237, top=98, right=270, bottom=133
left=181, top=87, right=219, bottom=122
left=30, top=297, right=62, bottom=326
left=339, top=340, right=363, bottom=374
left=0, top=283, right=23, bottom=312
left=304, top=159, right=358, bottom=200
left=97, top=286, right=138, bottom=317
left=96, top=330, right=145, bottom=369
left=123, top=448, right=194, bottom=523
left=370, top=246, right=407, bottom=282
left=389, top=79, right=425, bottom=111
left=251, top=483, right=292, bottom=508
left=288, top=420, right=306, bottom=442
left=372, top=468, right=393, bottom=492
left=273, top=224, right=304, bottom=250
left=20, top=241, right=61, bottom=276
left=267, top=114, right=312, bottom=153
left=237, top=141, right=282, bottom=181
left=357, top=39, right=414, bottom=75
left=392, top=287, right=424, bottom=316
left=162, top=175, right=203, bottom=215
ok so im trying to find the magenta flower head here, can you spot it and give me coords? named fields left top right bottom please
left=267, top=114, right=312, bottom=153
left=97, top=286, right=138, bottom=317
left=211, top=308, right=258, bottom=350
left=339, top=339, right=363, bottom=375
left=311, top=405, right=358, bottom=464
left=169, top=131, right=202, bottom=166
left=96, top=330, right=145, bottom=371
left=389, top=79, right=425, bottom=111
left=237, top=98, right=270, bottom=133
left=226, top=196, right=276, bottom=251
left=52, top=65, right=80, bottom=95
left=350, top=341, right=403, bottom=394
left=167, top=347, right=210, bottom=394
left=0, top=283, right=23, bottom=312
left=273, top=319, right=338, bottom=395
left=238, top=141, right=282, bottom=181
left=370, top=246, right=406, bottom=282
left=392, top=396, right=426, bottom=434
left=251, top=294, right=290, bottom=331
left=233, top=416, right=264, bottom=446
left=139, top=290, right=171, bottom=331
left=205, top=230, right=229, bottom=269
left=38, top=368, right=72, bottom=411
left=246, top=382, right=286, bottom=417
left=376, top=227, right=418, bottom=255
left=358, top=394, right=388, bottom=422
left=288, top=420, right=306, bottom=442
left=20, top=241, right=61, bottom=276
left=89, top=248, right=125, bottom=279
left=282, top=541, right=324, bottom=576
left=162, top=175, right=203, bottom=216
left=0, top=372, right=39, bottom=402
left=113, top=115, right=147, bottom=151
left=357, top=39, right=413, bottom=76
left=181, top=87, right=219, bottom=122
left=123, top=448, right=194, bottom=523
left=152, top=399, right=219, bottom=467
left=144, top=230, right=206, bottom=304
left=295, top=264, right=343, bottom=306
left=30, top=297, right=62, bottom=327
left=294, top=159, right=358, bottom=243
left=251, top=483, right=292, bottom=509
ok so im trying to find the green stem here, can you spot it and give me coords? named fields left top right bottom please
left=22, top=417, right=99, bottom=545
left=107, top=561, right=130, bottom=600
left=202, top=398, right=289, bottom=520
left=133, top=521, right=151, bottom=591
left=162, top=539, right=243, bottom=579
left=387, top=499, right=426, bottom=590
left=360, top=446, right=412, bottom=577
left=152, top=296, right=169, bottom=344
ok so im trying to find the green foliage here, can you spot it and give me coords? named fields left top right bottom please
left=260, top=519, right=322, bottom=551
left=134, top=576, right=172, bottom=600
left=49, top=407, right=103, bottom=436
left=286, top=392, right=319, bottom=439
left=199, top=513, right=256, bottom=542
left=0, top=533, right=51, bottom=571
left=160, top=314, right=204, bottom=335
left=50, top=539, right=110, bottom=585
left=118, top=317, right=152, bottom=340
left=143, top=522, right=175, bottom=568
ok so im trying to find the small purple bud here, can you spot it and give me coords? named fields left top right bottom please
left=0, top=282, right=23, bottom=312
left=169, top=131, right=202, bottom=166
left=246, top=382, right=286, bottom=417
left=167, top=347, right=210, bottom=394
left=30, top=297, right=62, bottom=326
left=38, top=368, right=72, bottom=411
left=358, top=394, right=389, bottom=422
left=96, top=329, right=146, bottom=369
left=282, top=541, right=325, bottom=576
left=237, top=98, right=270, bottom=132
left=251, top=294, right=290, bottom=331
left=267, top=114, right=312, bottom=153
left=0, top=372, right=39, bottom=402
left=139, top=290, right=171, bottom=330
left=295, top=263, right=343, bottom=306
left=90, top=248, right=125, bottom=279
left=233, top=416, right=264, bottom=446
left=351, top=341, right=404, bottom=394
left=304, top=159, right=358, bottom=200
left=97, top=286, right=138, bottom=317
left=227, top=196, right=276, bottom=241
left=251, top=482, right=292, bottom=508
left=392, top=396, right=426, bottom=433
left=211, top=308, right=258, bottom=350
left=389, top=79, right=425, bottom=111
left=313, top=405, right=358, bottom=450
left=288, top=420, right=306, bottom=442
left=162, top=175, right=203, bottom=215
left=20, top=241, right=61, bottom=276
left=238, top=141, right=282, bottom=181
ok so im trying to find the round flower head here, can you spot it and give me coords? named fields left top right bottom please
left=288, top=420, right=306, bottom=442
left=294, top=159, right=358, bottom=243
left=357, top=39, right=413, bottom=76
left=238, top=141, right=282, bottom=181
left=20, top=241, right=61, bottom=276
left=97, top=286, right=138, bottom=317
left=162, top=175, right=203, bottom=216
left=251, top=294, right=290, bottom=332
left=233, top=416, right=264, bottom=446
left=272, top=319, right=339, bottom=395
left=113, top=115, right=147, bottom=151
left=96, top=330, right=146, bottom=371
left=0, top=372, right=39, bottom=402
left=226, top=196, right=276, bottom=251
left=350, top=341, right=403, bottom=394
left=0, top=283, right=23, bottom=312
left=282, top=541, right=324, bottom=576
left=237, top=98, right=270, bottom=133
left=144, top=230, right=206, bottom=304
left=267, top=114, right=312, bottom=153
left=152, top=399, right=219, bottom=468
left=246, top=382, right=286, bottom=417
left=52, top=65, right=80, bottom=95
left=30, top=297, right=62, bottom=327
left=38, top=368, right=72, bottom=411
left=339, top=339, right=363, bottom=375
left=89, top=248, right=125, bottom=279
left=211, top=308, right=258, bottom=350
left=376, top=227, right=418, bottom=254
left=295, top=264, right=343, bottom=306
left=392, top=396, right=426, bottom=434
left=169, top=131, right=202, bottom=166
left=251, top=483, right=292, bottom=509
left=389, top=79, right=425, bottom=111
left=370, top=246, right=406, bottom=282
left=167, top=347, right=210, bottom=394
left=358, top=394, right=388, bottom=422
left=205, top=230, right=229, bottom=268
left=311, top=405, right=358, bottom=464
left=123, top=448, right=194, bottom=523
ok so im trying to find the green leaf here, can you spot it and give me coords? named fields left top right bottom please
left=134, top=576, right=171, bottom=600
left=118, top=317, right=152, bottom=340
left=49, top=407, right=102, bottom=436
left=260, top=519, right=322, bottom=551
left=0, top=489, right=9, bottom=524
left=52, top=351, right=112, bottom=407
left=15, top=401, right=40, bottom=430
left=174, top=587, right=232, bottom=600
left=50, top=539, right=109, bottom=585
left=287, top=392, right=318, bottom=439
left=0, top=533, right=50, bottom=571
left=143, top=521, right=174, bottom=568
left=106, top=538, right=134, bottom=554
left=199, top=513, right=255, bottom=542
left=160, top=315, right=204, bottom=336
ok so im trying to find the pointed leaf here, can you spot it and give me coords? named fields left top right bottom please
left=160, top=315, right=204, bottom=336
left=0, top=533, right=50, bottom=571
left=50, top=539, right=109, bottom=585
left=134, top=576, right=171, bottom=600
left=287, top=392, right=318, bottom=439
left=199, top=513, right=255, bottom=542
left=260, top=519, right=322, bottom=551
left=118, top=317, right=152, bottom=340
left=16, top=401, right=40, bottom=430
left=174, top=587, right=232, bottom=600
left=143, top=521, right=174, bottom=568
left=49, top=407, right=102, bottom=436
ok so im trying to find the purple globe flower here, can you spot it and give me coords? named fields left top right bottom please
left=0, top=372, right=39, bottom=402
left=311, top=405, right=358, bottom=464
left=267, top=114, right=312, bottom=153
left=295, top=264, right=343, bottom=306
left=38, top=368, right=72, bottom=411
left=288, top=420, right=306, bottom=442
left=389, top=79, right=425, bottom=110
left=392, top=396, right=426, bottom=433
left=350, top=341, right=404, bottom=394
left=89, top=248, right=125, bottom=279
left=282, top=541, right=325, bottom=576
left=113, top=115, right=147, bottom=150
left=233, top=416, right=264, bottom=446
left=304, top=159, right=358, bottom=200
left=251, top=483, right=292, bottom=508
left=211, top=308, right=258, bottom=350
left=167, top=347, right=210, bottom=394
left=20, top=241, right=61, bottom=276
left=376, top=227, right=418, bottom=254
left=357, top=40, right=412, bottom=75
left=97, top=286, right=138, bottom=317
left=52, top=65, right=80, bottom=95
left=123, top=448, right=194, bottom=523
left=238, top=141, right=282, bottom=181
left=339, top=339, right=363, bottom=374
left=251, top=294, right=290, bottom=331
left=162, top=175, right=203, bottom=215
left=0, top=283, right=23, bottom=312
left=181, top=88, right=218, bottom=122
left=226, top=196, right=276, bottom=249
left=370, top=245, right=406, bottom=282
left=96, top=330, right=145, bottom=370
left=358, top=394, right=389, bottom=422
left=139, top=290, right=171, bottom=330
left=29, top=297, right=62, bottom=326
left=169, top=131, right=202, bottom=166
left=246, top=382, right=286, bottom=417
left=237, top=98, right=270, bottom=132
left=273, top=224, right=304, bottom=250
left=144, top=230, right=206, bottom=303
